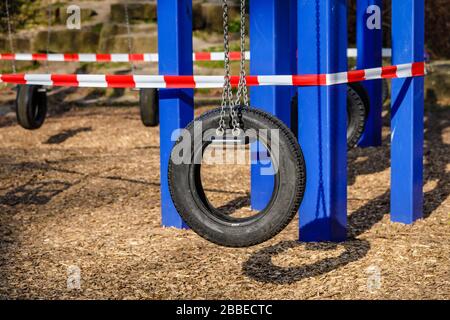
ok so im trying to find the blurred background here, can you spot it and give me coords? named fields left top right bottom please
left=0, top=0, right=448, bottom=117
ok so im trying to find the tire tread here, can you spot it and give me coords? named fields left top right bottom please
left=168, top=107, right=306, bottom=247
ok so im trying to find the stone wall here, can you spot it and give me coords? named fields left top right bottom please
left=0, top=1, right=238, bottom=54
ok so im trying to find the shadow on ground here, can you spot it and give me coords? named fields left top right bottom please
left=0, top=179, right=73, bottom=206
left=44, top=127, right=93, bottom=144
left=243, top=110, right=449, bottom=284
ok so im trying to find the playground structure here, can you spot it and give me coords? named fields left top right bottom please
left=0, top=49, right=392, bottom=130
left=0, top=0, right=425, bottom=244
left=1, top=1, right=391, bottom=131
left=0, top=50, right=393, bottom=63
left=156, top=0, right=424, bottom=242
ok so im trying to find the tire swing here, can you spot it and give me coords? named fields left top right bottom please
left=290, top=82, right=370, bottom=149
left=346, top=82, right=370, bottom=148
left=121, top=1, right=160, bottom=127
left=382, top=78, right=389, bottom=104
left=15, top=85, right=48, bottom=130
left=139, top=88, right=159, bottom=127
left=4, top=0, right=48, bottom=130
left=168, top=0, right=307, bottom=248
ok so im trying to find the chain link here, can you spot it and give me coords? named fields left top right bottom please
left=124, top=0, right=136, bottom=73
left=235, top=0, right=249, bottom=107
left=217, top=0, right=235, bottom=136
left=4, top=0, right=16, bottom=73
left=217, top=0, right=248, bottom=137
left=45, top=0, right=53, bottom=72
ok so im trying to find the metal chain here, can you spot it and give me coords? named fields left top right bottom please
left=124, top=1, right=136, bottom=73
left=217, top=0, right=248, bottom=137
left=4, top=0, right=16, bottom=73
left=45, top=0, right=53, bottom=72
left=217, top=0, right=236, bottom=136
left=234, top=0, right=249, bottom=107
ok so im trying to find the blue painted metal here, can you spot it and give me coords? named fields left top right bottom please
left=289, top=0, right=298, bottom=86
left=289, top=0, right=298, bottom=138
left=357, top=0, right=383, bottom=147
left=157, top=0, right=194, bottom=228
left=297, top=0, right=348, bottom=242
left=249, top=0, right=296, bottom=211
left=390, top=0, right=424, bottom=224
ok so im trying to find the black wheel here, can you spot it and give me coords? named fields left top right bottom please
left=15, top=85, right=48, bottom=130
left=290, top=94, right=298, bottom=138
left=347, top=82, right=370, bottom=148
left=290, top=83, right=369, bottom=149
left=139, top=88, right=159, bottom=127
left=382, top=78, right=389, bottom=104
left=168, top=107, right=306, bottom=248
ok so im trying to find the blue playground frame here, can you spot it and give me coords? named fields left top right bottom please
left=157, top=0, right=425, bottom=241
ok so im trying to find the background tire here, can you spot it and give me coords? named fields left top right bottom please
left=290, top=83, right=370, bottom=149
left=382, top=78, right=389, bottom=104
left=15, top=85, right=47, bottom=130
left=168, top=107, right=306, bottom=248
left=139, top=88, right=159, bottom=127
left=347, top=82, right=370, bottom=148
left=290, top=94, right=298, bottom=138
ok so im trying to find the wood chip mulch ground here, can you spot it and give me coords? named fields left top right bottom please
left=0, top=106, right=448, bottom=300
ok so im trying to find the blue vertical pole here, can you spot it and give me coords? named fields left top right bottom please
left=390, top=0, right=424, bottom=224
left=249, top=0, right=295, bottom=210
left=289, top=0, right=298, bottom=138
left=157, top=0, right=194, bottom=228
left=357, top=0, right=383, bottom=147
left=289, top=0, right=298, bottom=78
left=297, top=0, right=347, bottom=242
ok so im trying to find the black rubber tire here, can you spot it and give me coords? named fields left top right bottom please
left=382, top=78, right=389, bottom=104
left=168, top=107, right=307, bottom=248
left=290, top=83, right=369, bottom=149
left=290, top=94, right=298, bottom=138
left=347, top=82, right=370, bottom=148
left=139, top=88, right=159, bottom=127
left=15, top=85, right=47, bottom=130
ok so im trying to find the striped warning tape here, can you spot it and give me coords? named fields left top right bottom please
left=0, top=52, right=246, bottom=62
left=0, top=49, right=393, bottom=63
left=0, top=62, right=424, bottom=89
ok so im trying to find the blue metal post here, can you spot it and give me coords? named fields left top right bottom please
left=157, top=0, right=194, bottom=228
left=249, top=0, right=295, bottom=210
left=297, top=0, right=348, bottom=242
left=390, top=0, right=424, bottom=223
left=289, top=0, right=298, bottom=88
left=289, top=0, right=298, bottom=138
left=357, top=0, right=383, bottom=147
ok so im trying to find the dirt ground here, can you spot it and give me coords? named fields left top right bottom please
left=0, top=102, right=449, bottom=300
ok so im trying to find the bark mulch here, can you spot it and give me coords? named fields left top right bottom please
left=0, top=106, right=448, bottom=299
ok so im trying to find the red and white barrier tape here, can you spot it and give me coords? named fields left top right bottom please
left=0, top=52, right=249, bottom=63
left=0, top=62, right=424, bottom=89
left=0, top=49, right=392, bottom=63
